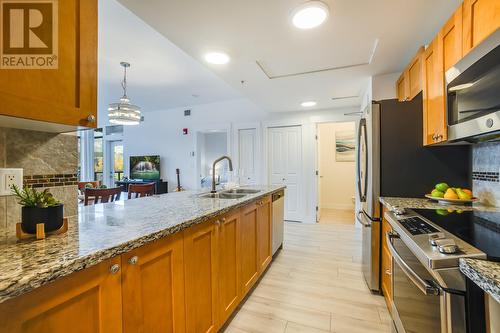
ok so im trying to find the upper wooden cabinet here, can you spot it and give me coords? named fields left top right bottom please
left=395, top=47, right=424, bottom=102
left=121, top=233, right=185, bottom=333
left=422, top=37, right=447, bottom=145
left=0, top=0, right=97, bottom=128
left=396, top=73, right=408, bottom=102
left=442, top=6, right=464, bottom=71
left=0, top=257, right=123, bottom=333
left=462, top=0, right=500, bottom=54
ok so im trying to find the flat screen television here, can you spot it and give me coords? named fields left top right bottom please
left=129, top=155, right=161, bottom=180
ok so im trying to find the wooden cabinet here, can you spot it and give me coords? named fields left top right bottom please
left=395, top=47, right=424, bottom=101
left=442, top=6, right=463, bottom=72
left=0, top=196, right=277, bottom=333
left=184, top=220, right=219, bottom=333
left=240, top=202, right=260, bottom=295
left=381, top=208, right=393, bottom=313
left=0, top=0, right=97, bottom=128
left=407, top=47, right=425, bottom=100
left=121, top=233, right=185, bottom=333
left=422, top=37, right=447, bottom=145
left=217, top=211, right=241, bottom=324
left=0, top=257, right=122, bottom=333
left=257, top=196, right=272, bottom=273
left=396, top=73, right=409, bottom=102
left=463, top=0, right=500, bottom=54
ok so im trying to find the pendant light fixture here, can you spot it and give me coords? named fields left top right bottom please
left=108, top=62, right=142, bottom=125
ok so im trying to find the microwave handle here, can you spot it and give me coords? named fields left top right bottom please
left=386, top=232, right=440, bottom=296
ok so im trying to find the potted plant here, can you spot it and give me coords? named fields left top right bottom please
left=11, top=185, right=64, bottom=234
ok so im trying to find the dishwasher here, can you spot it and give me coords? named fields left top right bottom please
left=272, top=190, right=285, bottom=255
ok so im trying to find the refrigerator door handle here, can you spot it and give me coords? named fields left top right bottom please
left=357, top=211, right=371, bottom=228
left=357, top=118, right=368, bottom=202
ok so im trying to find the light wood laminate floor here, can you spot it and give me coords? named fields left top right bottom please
left=222, top=221, right=391, bottom=333
left=319, top=209, right=355, bottom=225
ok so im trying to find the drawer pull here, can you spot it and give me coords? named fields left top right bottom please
left=128, top=256, right=139, bottom=265
left=109, top=264, right=120, bottom=274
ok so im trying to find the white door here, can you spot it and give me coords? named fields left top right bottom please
left=238, top=128, right=257, bottom=185
left=268, top=126, right=302, bottom=222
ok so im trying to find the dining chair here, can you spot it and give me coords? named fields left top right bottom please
left=84, top=187, right=122, bottom=206
left=128, top=183, right=156, bottom=199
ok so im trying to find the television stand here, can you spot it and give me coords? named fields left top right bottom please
left=115, top=179, right=168, bottom=194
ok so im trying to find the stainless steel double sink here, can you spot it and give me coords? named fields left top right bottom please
left=199, top=188, right=261, bottom=200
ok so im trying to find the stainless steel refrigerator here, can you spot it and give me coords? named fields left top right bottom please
left=356, top=96, right=471, bottom=292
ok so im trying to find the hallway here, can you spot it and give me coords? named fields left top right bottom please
left=222, top=222, right=391, bottom=333
left=318, top=208, right=355, bottom=225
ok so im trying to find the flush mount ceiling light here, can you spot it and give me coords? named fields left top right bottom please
left=292, top=1, right=329, bottom=29
left=108, top=62, right=142, bottom=126
left=204, top=52, right=230, bottom=65
left=301, top=101, right=317, bottom=107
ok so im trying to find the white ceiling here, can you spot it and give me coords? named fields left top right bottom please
left=117, top=0, right=461, bottom=112
left=98, top=0, right=241, bottom=119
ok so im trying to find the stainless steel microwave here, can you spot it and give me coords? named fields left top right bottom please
left=446, top=28, right=500, bottom=143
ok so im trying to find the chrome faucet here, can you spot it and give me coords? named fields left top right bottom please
left=211, top=156, right=233, bottom=193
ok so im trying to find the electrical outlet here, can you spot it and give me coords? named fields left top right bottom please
left=0, top=168, right=23, bottom=196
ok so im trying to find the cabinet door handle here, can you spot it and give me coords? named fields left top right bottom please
left=86, top=114, right=96, bottom=123
left=109, top=264, right=120, bottom=274
left=128, top=256, right=139, bottom=265
left=221, top=217, right=226, bottom=223
left=214, top=220, right=221, bottom=227
left=385, top=269, right=392, bottom=276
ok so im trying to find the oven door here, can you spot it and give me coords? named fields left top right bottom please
left=387, top=232, right=443, bottom=333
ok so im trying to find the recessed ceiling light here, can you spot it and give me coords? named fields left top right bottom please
left=301, top=101, right=317, bottom=107
left=204, top=52, right=230, bottom=65
left=292, top=1, right=329, bottom=30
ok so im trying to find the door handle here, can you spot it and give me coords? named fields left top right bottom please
left=385, top=232, right=440, bottom=296
left=356, top=211, right=371, bottom=228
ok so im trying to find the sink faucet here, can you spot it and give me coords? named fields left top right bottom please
left=211, top=156, right=233, bottom=193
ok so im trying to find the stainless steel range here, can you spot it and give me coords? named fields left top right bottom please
left=384, top=207, right=499, bottom=333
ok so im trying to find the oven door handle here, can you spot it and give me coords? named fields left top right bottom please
left=386, top=232, right=440, bottom=296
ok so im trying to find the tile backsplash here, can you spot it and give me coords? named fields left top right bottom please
left=472, top=141, right=500, bottom=207
left=0, top=127, right=78, bottom=229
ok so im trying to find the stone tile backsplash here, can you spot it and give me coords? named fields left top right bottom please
left=473, top=142, right=500, bottom=207
left=0, top=127, right=78, bottom=229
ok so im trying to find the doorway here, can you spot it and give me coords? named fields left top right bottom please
left=268, top=125, right=303, bottom=222
left=317, top=122, right=356, bottom=224
left=196, top=130, right=230, bottom=189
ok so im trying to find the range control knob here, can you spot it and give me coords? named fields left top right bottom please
left=486, top=118, right=494, bottom=128
left=438, top=244, right=459, bottom=254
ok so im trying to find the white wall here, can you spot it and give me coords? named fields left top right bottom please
left=373, top=72, right=399, bottom=101
left=318, top=122, right=356, bottom=210
left=123, top=97, right=360, bottom=223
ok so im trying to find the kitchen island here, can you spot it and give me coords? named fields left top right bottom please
left=0, top=185, right=284, bottom=332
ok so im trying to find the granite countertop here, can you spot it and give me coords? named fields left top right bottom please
left=460, top=258, right=500, bottom=303
left=379, top=197, right=500, bottom=213
left=0, top=185, right=284, bottom=304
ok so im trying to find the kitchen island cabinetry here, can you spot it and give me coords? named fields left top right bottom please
left=0, top=191, right=277, bottom=333
left=0, top=257, right=123, bottom=333
left=121, top=233, right=185, bottom=333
